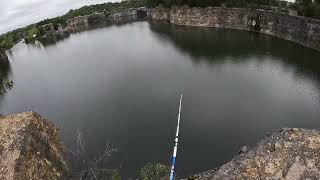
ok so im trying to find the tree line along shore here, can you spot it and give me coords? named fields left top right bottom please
left=0, top=0, right=319, bottom=50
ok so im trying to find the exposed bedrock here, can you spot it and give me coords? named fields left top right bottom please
left=193, top=128, right=320, bottom=179
left=150, top=6, right=320, bottom=51
left=1, top=114, right=320, bottom=179
left=0, top=112, right=70, bottom=180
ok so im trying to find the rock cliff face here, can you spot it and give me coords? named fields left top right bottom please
left=194, top=128, right=320, bottom=179
left=66, top=7, right=148, bottom=29
left=0, top=112, right=70, bottom=180
left=150, top=6, right=320, bottom=51
left=0, top=49, right=9, bottom=64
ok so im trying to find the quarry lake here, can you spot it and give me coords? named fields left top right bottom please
left=1, top=21, right=320, bottom=178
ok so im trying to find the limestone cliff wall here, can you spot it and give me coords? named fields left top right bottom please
left=150, top=6, right=320, bottom=51
left=192, top=128, right=320, bottom=179
left=0, top=112, right=70, bottom=180
left=66, top=7, right=148, bottom=29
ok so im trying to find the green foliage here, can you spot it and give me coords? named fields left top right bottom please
left=0, top=36, right=14, bottom=49
left=225, top=0, right=248, bottom=7
left=146, top=0, right=162, bottom=7
left=24, top=27, right=39, bottom=43
left=0, top=0, right=147, bottom=48
left=146, top=0, right=282, bottom=7
left=295, top=0, right=320, bottom=19
left=296, top=0, right=312, bottom=6
left=0, top=80, right=13, bottom=95
left=111, top=169, right=122, bottom=180
left=65, top=0, right=146, bottom=18
left=36, top=26, right=45, bottom=37
left=139, top=163, right=170, bottom=180
left=146, top=0, right=320, bottom=19
left=1, top=0, right=320, bottom=49
left=37, top=16, right=68, bottom=30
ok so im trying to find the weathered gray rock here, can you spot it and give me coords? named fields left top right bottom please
left=194, top=128, right=320, bottom=179
left=150, top=6, right=320, bottom=51
left=0, top=112, right=70, bottom=180
left=66, top=7, right=148, bottom=29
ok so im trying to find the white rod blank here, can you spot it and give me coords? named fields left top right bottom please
left=170, top=94, right=183, bottom=180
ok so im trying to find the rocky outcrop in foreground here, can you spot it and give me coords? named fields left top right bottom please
left=194, top=128, right=320, bottom=179
left=1, top=112, right=319, bottom=179
left=151, top=6, right=320, bottom=51
left=0, top=112, right=69, bottom=180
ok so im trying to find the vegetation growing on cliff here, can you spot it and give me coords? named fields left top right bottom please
left=24, top=27, right=39, bottom=44
left=0, top=0, right=146, bottom=48
left=146, top=0, right=281, bottom=7
left=1, top=0, right=320, bottom=49
left=0, top=36, right=14, bottom=49
left=147, top=0, right=320, bottom=19
left=139, top=163, right=170, bottom=180
left=67, top=130, right=120, bottom=179
left=294, top=0, right=320, bottom=18
left=0, top=80, right=13, bottom=95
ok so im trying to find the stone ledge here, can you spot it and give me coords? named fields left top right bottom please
left=193, top=128, right=320, bottom=179
left=150, top=6, right=320, bottom=51
left=0, top=112, right=70, bottom=180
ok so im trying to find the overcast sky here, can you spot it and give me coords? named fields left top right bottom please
left=0, top=0, right=120, bottom=34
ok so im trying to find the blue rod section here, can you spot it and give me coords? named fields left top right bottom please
left=170, top=94, right=183, bottom=180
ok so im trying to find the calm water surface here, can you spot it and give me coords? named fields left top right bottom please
left=1, top=21, right=320, bottom=178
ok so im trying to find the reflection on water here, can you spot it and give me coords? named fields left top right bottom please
left=149, top=20, right=320, bottom=84
left=38, top=33, right=71, bottom=47
left=37, top=18, right=147, bottom=48
left=0, top=61, right=11, bottom=78
left=0, top=62, right=12, bottom=99
left=1, top=21, right=320, bottom=178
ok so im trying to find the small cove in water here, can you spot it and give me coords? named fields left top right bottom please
left=1, top=21, right=320, bottom=178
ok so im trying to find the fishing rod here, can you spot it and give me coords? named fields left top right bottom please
left=170, top=94, right=183, bottom=180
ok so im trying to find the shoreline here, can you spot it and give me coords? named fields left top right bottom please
left=192, top=128, right=320, bottom=179
left=3, top=6, right=320, bottom=53
left=150, top=6, right=320, bottom=52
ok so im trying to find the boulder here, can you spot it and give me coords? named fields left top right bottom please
left=195, top=128, right=320, bottom=179
left=0, top=112, right=70, bottom=180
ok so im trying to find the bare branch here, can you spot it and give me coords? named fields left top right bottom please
left=92, top=168, right=114, bottom=172
left=76, top=129, right=86, bottom=158
left=90, top=168, right=97, bottom=180
left=79, top=168, right=88, bottom=180
left=66, top=148, right=78, bottom=157
left=70, top=130, right=119, bottom=179
left=94, top=143, right=118, bottom=166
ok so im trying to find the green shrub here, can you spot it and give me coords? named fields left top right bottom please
left=24, top=27, right=39, bottom=43
left=0, top=36, right=14, bottom=49
left=111, top=169, right=121, bottom=180
left=0, top=80, right=13, bottom=95
left=225, top=0, right=248, bottom=7
left=139, top=163, right=170, bottom=180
